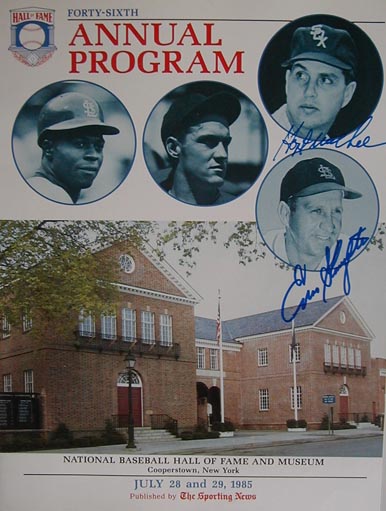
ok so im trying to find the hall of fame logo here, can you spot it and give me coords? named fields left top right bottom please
left=9, top=7, right=57, bottom=66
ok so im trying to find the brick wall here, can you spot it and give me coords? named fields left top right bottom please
left=234, top=318, right=377, bottom=429
left=0, top=241, right=198, bottom=433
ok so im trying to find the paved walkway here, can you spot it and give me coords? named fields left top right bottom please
left=45, top=425, right=383, bottom=454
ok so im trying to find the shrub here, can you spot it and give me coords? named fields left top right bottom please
left=337, top=422, right=356, bottom=430
left=192, top=431, right=207, bottom=440
left=99, top=419, right=125, bottom=445
left=179, top=430, right=220, bottom=440
left=319, top=416, right=357, bottom=431
left=206, top=431, right=220, bottom=439
left=287, top=419, right=307, bottom=429
left=195, top=423, right=208, bottom=434
left=1, top=434, right=47, bottom=452
left=72, top=436, right=92, bottom=448
left=48, top=423, right=73, bottom=447
left=360, top=414, right=369, bottom=423
left=50, top=423, right=73, bottom=442
left=180, top=431, right=194, bottom=440
left=165, top=419, right=178, bottom=436
left=320, top=414, right=330, bottom=430
left=211, top=420, right=235, bottom=432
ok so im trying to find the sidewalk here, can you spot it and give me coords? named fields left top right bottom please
left=44, top=425, right=383, bottom=455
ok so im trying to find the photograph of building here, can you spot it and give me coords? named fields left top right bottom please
left=0, top=224, right=385, bottom=443
left=196, top=296, right=386, bottom=430
left=0, top=238, right=201, bottom=436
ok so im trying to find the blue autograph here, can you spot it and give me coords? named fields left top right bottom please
left=273, top=116, right=386, bottom=161
left=281, top=226, right=369, bottom=323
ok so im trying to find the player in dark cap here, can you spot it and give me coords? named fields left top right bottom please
left=272, top=24, right=358, bottom=140
left=160, top=91, right=241, bottom=206
left=28, top=92, right=119, bottom=204
left=264, top=157, right=362, bottom=270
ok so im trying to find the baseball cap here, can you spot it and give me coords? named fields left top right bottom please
left=37, top=92, right=119, bottom=146
left=161, top=92, right=241, bottom=144
left=280, top=157, right=362, bottom=202
left=282, top=24, right=358, bottom=74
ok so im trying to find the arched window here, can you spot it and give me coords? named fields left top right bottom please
left=117, top=372, right=141, bottom=387
left=339, top=384, right=349, bottom=396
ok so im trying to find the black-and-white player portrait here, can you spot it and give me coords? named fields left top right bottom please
left=143, top=81, right=268, bottom=207
left=13, top=80, right=136, bottom=205
left=256, top=149, right=379, bottom=271
left=258, top=14, right=383, bottom=141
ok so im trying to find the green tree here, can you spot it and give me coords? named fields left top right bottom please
left=0, top=220, right=155, bottom=337
left=0, top=219, right=384, bottom=337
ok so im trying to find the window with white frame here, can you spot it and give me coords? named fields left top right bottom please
left=22, top=311, right=32, bottom=333
left=290, top=386, right=302, bottom=410
left=332, top=344, right=339, bottom=366
left=122, top=308, right=136, bottom=341
left=197, top=347, right=205, bottom=369
left=24, top=369, right=34, bottom=393
left=2, top=315, right=10, bottom=339
left=141, top=310, right=155, bottom=343
left=209, top=348, right=219, bottom=370
left=3, top=374, right=12, bottom=392
left=340, top=345, right=347, bottom=367
left=289, top=344, right=300, bottom=363
left=348, top=347, right=355, bottom=368
left=160, top=314, right=173, bottom=346
left=355, top=348, right=362, bottom=369
left=258, top=348, right=268, bottom=367
left=78, top=311, right=95, bottom=337
left=119, top=254, right=135, bottom=274
left=101, top=313, right=117, bottom=340
left=324, top=342, right=331, bottom=365
left=259, top=388, right=269, bottom=411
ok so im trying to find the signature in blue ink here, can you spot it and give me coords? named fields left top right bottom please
left=281, top=226, right=369, bottom=322
left=273, top=116, right=386, bottom=161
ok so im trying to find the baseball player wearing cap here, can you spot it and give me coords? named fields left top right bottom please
left=160, top=92, right=241, bottom=206
left=272, top=24, right=358, bottom=140
left=28, top=92, right=119, bottom=204
left=264, top=157, right=362, bottom=270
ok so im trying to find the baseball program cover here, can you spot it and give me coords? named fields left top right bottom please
left=0, top=0, right=385, bottom=509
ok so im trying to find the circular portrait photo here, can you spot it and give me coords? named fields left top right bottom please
left=143, top=81, right=268, bottom=207
left=258, top=14, right=383, bottom=141
left=13, top=80, right=136, bottom=205
left=256, top=149, right=379, bottom=271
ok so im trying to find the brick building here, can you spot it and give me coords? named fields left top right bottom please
left=196, top=296, right=385, bottom=430
left=0, top=241, right=201, bottom=434
left=1, top=238, right=385, bottom=435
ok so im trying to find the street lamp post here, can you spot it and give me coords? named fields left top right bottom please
left=125, top=352, right=136, bottom=449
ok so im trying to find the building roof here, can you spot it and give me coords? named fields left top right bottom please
left=99, top=237, right=202, bottom=305
left=196, top=295, right=344, bottom=342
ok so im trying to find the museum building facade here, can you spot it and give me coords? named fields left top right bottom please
left=0, top=240, right=385, bottom=436
left=0, top=241, right=201, bottom=434
left=196, top=296, right=386, bottom=430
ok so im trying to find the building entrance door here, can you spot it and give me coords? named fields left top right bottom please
left=339, top=384, right=349, bottom=422
left=117, top=372, right=143, bottom=427
left=208, top=386, right=221, bottom=424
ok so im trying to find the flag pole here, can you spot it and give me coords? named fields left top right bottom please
left=292, top=319, right=298, bottom=422
left=217, top=289, right=225, bottom=423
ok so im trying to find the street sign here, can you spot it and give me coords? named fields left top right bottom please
left=379, top=368, right=386, bottom=377
left=322, top=394, right=336, bottom=404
